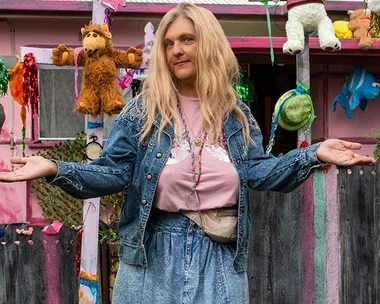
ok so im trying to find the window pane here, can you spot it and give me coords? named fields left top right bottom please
left=39, top=66, right=85, bottom=139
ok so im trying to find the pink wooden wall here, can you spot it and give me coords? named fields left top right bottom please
left=311, top=64, right=380, bottom=157
left=0, top=18, right=145, bottom=225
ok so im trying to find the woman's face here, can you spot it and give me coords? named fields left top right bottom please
left=164, top=17, right=198, bottom=91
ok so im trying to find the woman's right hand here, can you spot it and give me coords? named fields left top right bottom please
left=0, top=156, right=58, bottom=183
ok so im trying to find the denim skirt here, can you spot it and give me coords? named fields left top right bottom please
left=112, top=209, right=249, bottom=304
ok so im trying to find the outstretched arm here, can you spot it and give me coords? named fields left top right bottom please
left=0, top=156, right=58, bottom=182
left=240, top=104, right=375, bottom=192
left=113, top=47, right=143, bottom=69
left=52, top=44, right=86, bottom=66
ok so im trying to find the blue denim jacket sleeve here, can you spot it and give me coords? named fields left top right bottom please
left=48, top=102, right=138, bottom=199
left=242, top=103, right=323, bottom=192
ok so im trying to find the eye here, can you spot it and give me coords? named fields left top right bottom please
left=165, top=41, right=174, bottom=48
left=86, top=33, right=91, bottom=38
left=373, top=83, right=380, bottom=88
left=182, top=36, right=194, bottom=44
left=93, top=33, right=97, bottom=38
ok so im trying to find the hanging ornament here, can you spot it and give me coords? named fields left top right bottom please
left=23, top=53, right=39, bottom=116
left=101, top=0, right=126, bottom=12
left=0, top=59, right=10, bottom=97
left=10, top=57, right=27, bottom=129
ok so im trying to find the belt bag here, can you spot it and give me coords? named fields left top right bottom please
left=183, top=208, right=238, bottom=243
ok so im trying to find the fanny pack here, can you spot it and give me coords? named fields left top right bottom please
left=183, top=208, right=238, bottom=243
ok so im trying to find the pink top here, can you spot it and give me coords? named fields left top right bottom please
left=153, top=95, right=239, bottom=212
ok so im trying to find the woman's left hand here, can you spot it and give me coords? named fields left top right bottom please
left=316, top=139, right=376, bottom=166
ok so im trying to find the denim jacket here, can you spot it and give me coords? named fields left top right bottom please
left=51, top=98, right=322, bottom=273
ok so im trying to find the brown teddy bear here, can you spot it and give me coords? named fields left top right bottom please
left=52, top=23, right=143, bottom=116
left=348, top=8, right=375, bottom=50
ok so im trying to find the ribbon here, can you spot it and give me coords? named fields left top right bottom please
left=261, top=0, right=275, bottom=66
left=87, top=121, right=104, bottom=129
left=73, top=47, right=83, bottom=104
left=104, top=8, right=114, bottom=33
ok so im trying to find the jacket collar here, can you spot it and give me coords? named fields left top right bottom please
left=223, top=109, right=244, bottom=139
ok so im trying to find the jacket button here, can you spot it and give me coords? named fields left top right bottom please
left=237, top=159, right=242, bottom=164
left=243, top=182, right=248, bottom=188
left=141, top=199, right=147, bottom=205
left=146, top=174, right=152, bottom=180
left=156, top=152, right=162, bottom=158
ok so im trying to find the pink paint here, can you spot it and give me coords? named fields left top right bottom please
left=324, top=166, right=340, bottom=304
left=302, top=175, right=316, bottom=304
left=0, top=127, right=10, bottom=142
left=43, top=235, right=61, bottom=304
left=0, top=183, right=27, bottom=223
left=0, top=160, right=10, bottom=172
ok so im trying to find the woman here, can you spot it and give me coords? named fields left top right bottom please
left=0, top=3, right=375, bottom=303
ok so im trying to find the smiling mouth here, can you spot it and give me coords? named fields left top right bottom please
left=175, top=61, right=189, bottom=66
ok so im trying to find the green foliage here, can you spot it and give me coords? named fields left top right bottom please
left=99, top=228, right=119, bottom=244
left=31, top=132, right=122, bottom=228
left=365, top=128, right=380, bottom=159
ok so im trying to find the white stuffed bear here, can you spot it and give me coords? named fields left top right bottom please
left=283, top=0, right=341, bottom=55
left=368, top=0, right=380, bottom=12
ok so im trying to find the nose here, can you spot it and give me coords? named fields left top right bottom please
left=172, top=41, right=184, bottom=57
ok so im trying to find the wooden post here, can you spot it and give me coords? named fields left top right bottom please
left=78, top=1, right=105, bottom=303
left=296, top=34, right=311, bottom=145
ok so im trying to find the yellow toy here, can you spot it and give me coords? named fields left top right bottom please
left=333, top=20, right=353, bottom=38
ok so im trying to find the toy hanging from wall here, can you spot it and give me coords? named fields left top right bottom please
left=52, top=22, right=143, bottom=116
left=283, top=0, right=341, bottom=55
left=266, top=82, right=316, bottom=154
left=332, top=65, right=379, bottom=119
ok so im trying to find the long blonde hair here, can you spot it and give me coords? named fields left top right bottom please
left=140, top=2, right=250, bottom=143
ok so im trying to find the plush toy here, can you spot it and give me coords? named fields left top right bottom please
left=347, top=9, right=374, bottom=50
left=333, top=20, right=353, bottom=38
left=283, top=0, right=341, bottom=55
left=332, top=65, right=379, bottom=118
left=52, top=23, right=143, bottom=116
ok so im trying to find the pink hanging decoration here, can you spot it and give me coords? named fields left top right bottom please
left=23, top=53, right=39, bottom=116
left=101, top=0, right=126, bottom=12
left=117, top=69, right=135, bottom=90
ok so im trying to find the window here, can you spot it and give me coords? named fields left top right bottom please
left=38, top=65, right=85, bottom=140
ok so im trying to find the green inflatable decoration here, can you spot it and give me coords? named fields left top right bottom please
left=233, top=72, right=256, bottom=104
left=0, top=59, right=10, bottom=97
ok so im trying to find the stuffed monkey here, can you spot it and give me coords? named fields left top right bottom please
left=52, top=23, right=143, bottom=116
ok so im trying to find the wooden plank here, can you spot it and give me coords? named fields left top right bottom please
left=15, top=226, right=46, bottom=304
left=248, top=190, right=275, bottom=303
left=59, top=226, right=79, bottom=304
left=374, top=160, right=380, bottom=304
left=272, top=189, right=302, bottom=303
left=248, top=188, right=302, bottom=303
left=340, top=165, right=376, bottom=303
left=4, top=226, right=17, bottom=303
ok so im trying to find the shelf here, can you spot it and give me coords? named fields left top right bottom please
left=228, top=37, right=380, bottom=57
left=0, top=0, right=368, bottom=15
